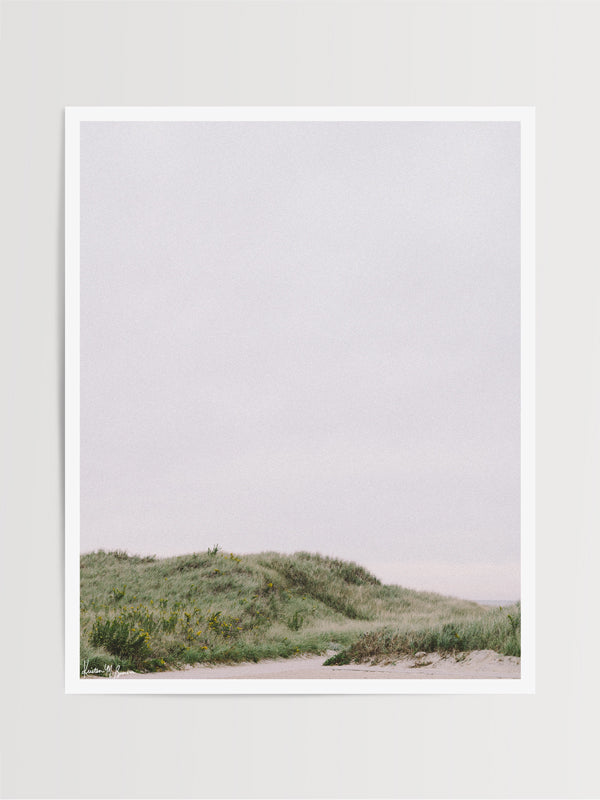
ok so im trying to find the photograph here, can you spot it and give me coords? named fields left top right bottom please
left=66, top=107, right=534, bottom=693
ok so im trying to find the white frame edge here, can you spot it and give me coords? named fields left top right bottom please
left=65, top=106, right=535, bottom=695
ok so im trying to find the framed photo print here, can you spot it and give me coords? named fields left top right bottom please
left=65, top=106, right=534, bottom=694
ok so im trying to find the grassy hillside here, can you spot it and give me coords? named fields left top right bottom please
left=80, top=548, right=519, bottom=675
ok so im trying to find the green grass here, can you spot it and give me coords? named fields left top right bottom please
left=80, top=548, right=519, bottom=674
left=323, top=603, right=521, bottom=665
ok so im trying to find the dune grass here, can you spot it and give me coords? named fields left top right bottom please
left=323, top=603, right=521, bottom=665
left=80, top=548, right=519, bottom=675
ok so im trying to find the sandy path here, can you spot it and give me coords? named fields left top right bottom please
left=115, top=650, right=520, bottom=680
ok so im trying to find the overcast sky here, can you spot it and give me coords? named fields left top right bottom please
left=80, top=120, right=521, bottom=602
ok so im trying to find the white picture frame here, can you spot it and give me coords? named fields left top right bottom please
left=65, top=105, right=535, bottom=695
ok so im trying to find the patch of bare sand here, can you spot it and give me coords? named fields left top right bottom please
left=115, top=649, right=520, bottom=680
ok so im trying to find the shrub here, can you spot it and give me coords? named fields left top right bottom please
left=287, top=610, right=304, bottom=631
left=110, top=585, right=127, bottom=602
left=90, top=618, right=151, bottom=666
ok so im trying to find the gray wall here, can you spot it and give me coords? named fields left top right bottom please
left=1, top=2, right=599, bottom=799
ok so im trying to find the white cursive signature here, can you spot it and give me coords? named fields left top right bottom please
left=81, top=659, right=121, bottom=678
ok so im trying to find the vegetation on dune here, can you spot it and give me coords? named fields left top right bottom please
left=80, top=548, right=519, bottom=675
left=323, top=603, right=521, bottom=665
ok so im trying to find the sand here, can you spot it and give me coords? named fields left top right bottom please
left=114, top=649, right=520, bottom=680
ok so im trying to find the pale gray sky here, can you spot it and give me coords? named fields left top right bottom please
left=80, top=120, right=520, bottom=602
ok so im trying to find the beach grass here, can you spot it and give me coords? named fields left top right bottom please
left=323, top=602, right=520, bottom=665
left=80, top=548, right=519, bottom=674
